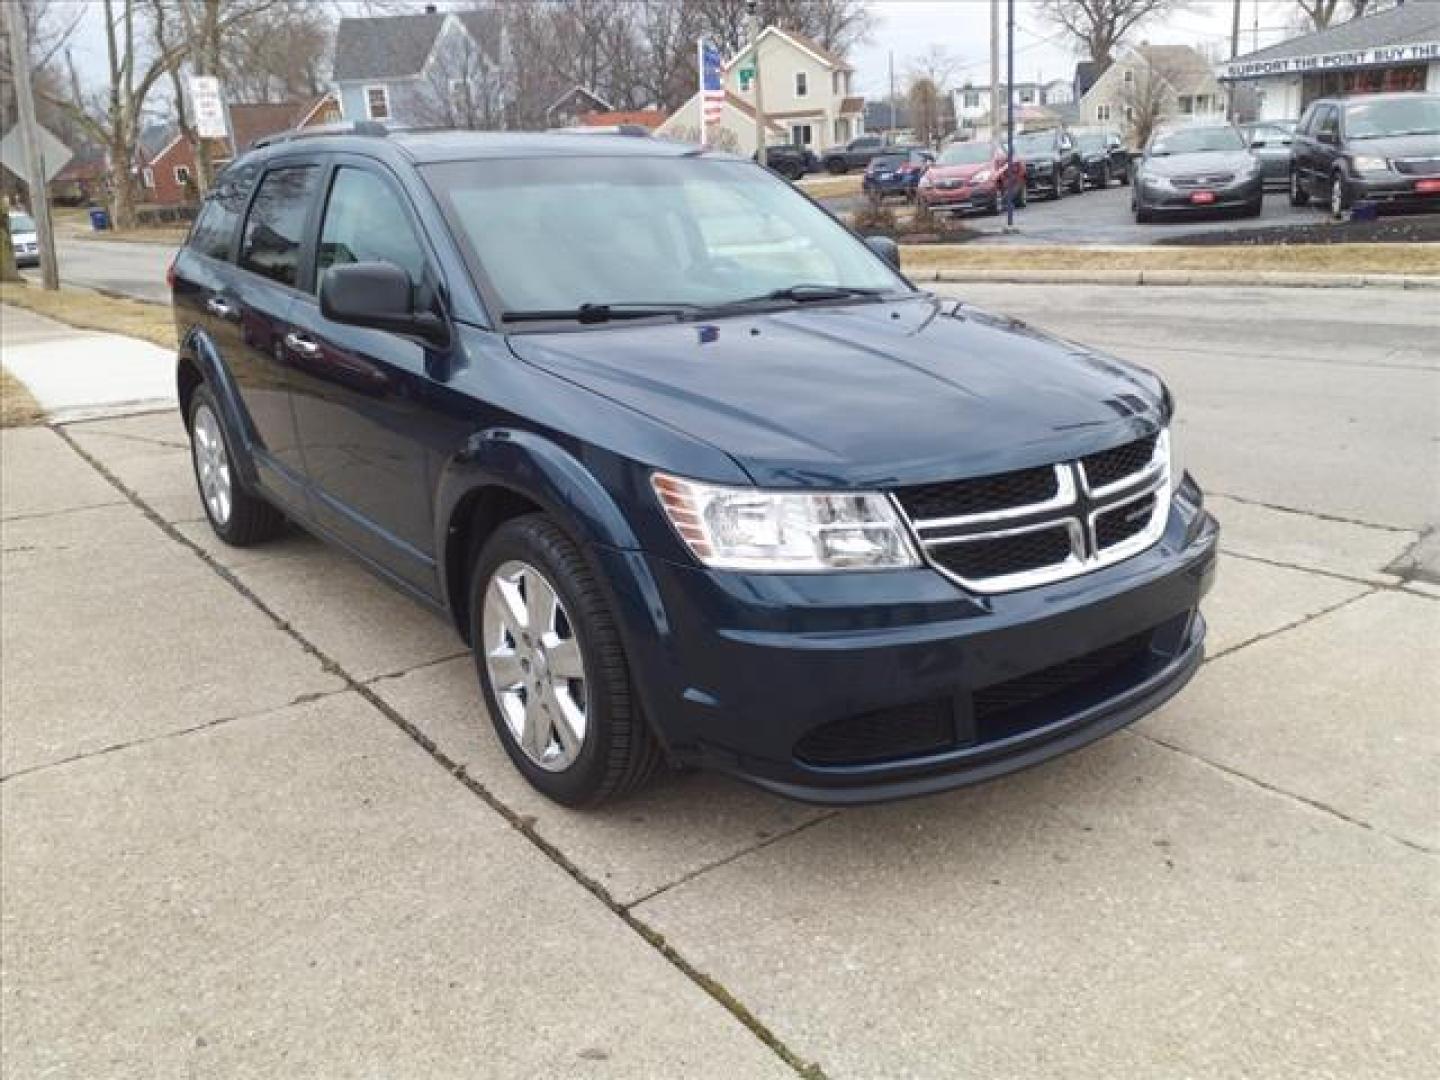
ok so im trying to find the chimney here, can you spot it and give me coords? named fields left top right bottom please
left=425, top=3, right=438, bottom=12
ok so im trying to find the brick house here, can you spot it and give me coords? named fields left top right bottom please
left=138, top=93, right=340, bottom=206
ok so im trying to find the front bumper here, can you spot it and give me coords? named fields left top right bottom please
left=1024, top=169, right=1060, bottom=194
left=1140, top=174, right=1263, bottom=212
left=600, top=491, right=1218, bottom=805
left=1349, top=173, right=1440, bottom=207
left=919, top=184, right=997, bottom=213
left=863, top=178, right=917, bottom=197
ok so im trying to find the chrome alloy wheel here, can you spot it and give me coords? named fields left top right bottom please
left=192, top=403, right=232, bottom=526
left=481, top=560, right=588, bottom=771
left=1330, top=175, right=1345, bottom=218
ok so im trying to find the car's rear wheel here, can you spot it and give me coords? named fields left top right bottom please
left=1289, top=168, right=1310, bottom=207
left=1069, top=168, right=1084, bottom=194
left=471, top=515, right=662, bottom=807
left=1099, top=164, right=1111, bottom=189
left=188, top=384, right=285, bottom=546
left=1135, top=198, right=1154, bottom=223
left=825, top=158, right=847, bottom=175
left=1243, top=196, right=1263, bottom=218
left=1015, top=183, right=1028, bottom=208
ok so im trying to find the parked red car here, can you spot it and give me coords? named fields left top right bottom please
left=917, top=142, right=1027, bottom=216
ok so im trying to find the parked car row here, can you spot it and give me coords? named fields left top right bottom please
left=1131, top=92, right=1440, bottom=223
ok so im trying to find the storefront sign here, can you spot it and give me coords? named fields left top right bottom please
left=1221, top=40, right=1440, bottom=81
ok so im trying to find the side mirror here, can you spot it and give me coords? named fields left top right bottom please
left=865, top=235, right=901, bottom=269
left=1250, top=138, right=1267, bottom=148
left=319, top=261, right=448, bottom=347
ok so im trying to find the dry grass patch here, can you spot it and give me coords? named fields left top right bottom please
left=50, top=207, right=189, bottom=246
left=901, top=243, right=1440, bottom=276
left=0, top=282, right=177, bottom=350
left=1, top=368, right=45, bottom=427
left=796, top=173, right=863, bottom=199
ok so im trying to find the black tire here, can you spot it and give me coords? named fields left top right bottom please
left=1016, top=184, right=1028, bottom=209
left=470, top=515, right=663, bottom=807
left=1289, top=168, right=1310, bottom=207
left=1135, top=199, right=1154, bottom=224
left=1053, top=180, right=1065, bottom=200
left=1069, top=167, right=1084, bottom=195
left=1099, top=163, right=1112, bottom=189
left=1118, top=163, right=1130, bottom=186
left=1329, top=171, right=1350, bottom=219
left=187, top=383, right=286, bottom=546
left=825, top=157, right=847, bottom=175
left=780, top=162, right=802, bottom=182
left=1243, top=196, right=1263, bottom=218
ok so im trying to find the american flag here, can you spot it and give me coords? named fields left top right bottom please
left=699, top=39, right=724, bottom=128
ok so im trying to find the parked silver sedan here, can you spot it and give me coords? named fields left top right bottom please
left=1242, top=121, right=1297, bottom=191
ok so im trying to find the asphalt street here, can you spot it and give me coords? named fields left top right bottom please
left=21, top=235, right=177, bottom=304
left=3, top=285, right=1436, bottom=1077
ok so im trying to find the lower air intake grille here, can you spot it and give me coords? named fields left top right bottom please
left=930, top=526, right=1072, bottom=581
left=794, top=699, right=952, bottom=767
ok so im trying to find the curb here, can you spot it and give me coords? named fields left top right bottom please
left=912, top=269, right=1440, bottom=289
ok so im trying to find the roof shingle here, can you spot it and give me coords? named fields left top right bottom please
left=1227, top=2, right=1440, bottom=66
left=333, top=13, right=446, bottom=81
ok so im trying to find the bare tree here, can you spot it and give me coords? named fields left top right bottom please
left=688, top=0, right=871, bottom=59
left=1292, top=0, right=1370, bottom=32
left=413, top=15, right=508, bottom=129
left=1036, top=0, right=1189, bottom=69
left=1112, top=50, right=1197, bottom=149
left=907, top=77, right=947, bottom=147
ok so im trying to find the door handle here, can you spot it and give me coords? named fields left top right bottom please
left=206, top=297, right=235, bottom=318
left=283, top=331, right=322, bottom=357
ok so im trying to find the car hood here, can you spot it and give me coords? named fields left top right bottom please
left=1016, top=150, right=1058, bottom=164
left=927, top=163, right=990, bottom=181
left=1143, top=149, right=1255, bottom=178
left=1349, top=131, right=1440, bottom=161
left=505, top=297, right=1165, bottom=489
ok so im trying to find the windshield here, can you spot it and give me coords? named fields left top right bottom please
left=1149, top=126, right=1245, bottom=155
left=939, top=143, right=993, bottom=165
left=9, top=213, right=36, bottom=232
left=1011, top=132, right=1057, bottom=155
left=1346, top=96, right=1440, bottom=138
left=1073, top=132, right=1108, bottom=153
left=424, top=156, right=907, bottom=319
left=870, top=154, right=907, bottom=169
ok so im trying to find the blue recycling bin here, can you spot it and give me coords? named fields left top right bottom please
left=89, top=208, right=111, bottom=231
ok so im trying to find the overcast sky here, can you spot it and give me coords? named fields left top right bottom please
left=850, top=1, right=1303, bottom=97
left=53, top=0, right=1305, bottom=102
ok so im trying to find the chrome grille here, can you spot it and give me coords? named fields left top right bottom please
left=895, top=430, right=1170, bottom=593
left=1172, top=173, right=1233, bottom=189
left=1393, top=157, right=1440, bottom=177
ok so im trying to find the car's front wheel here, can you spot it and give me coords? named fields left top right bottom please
left=1289, top=168, right=1311, bottom=207
left=1329, top=171, right=1350, bottom=219
left=188, top=384, right=285, bottom=546
left=825, top=158, right=847, bottom=175
left=471, top=515, right=663, bottom=807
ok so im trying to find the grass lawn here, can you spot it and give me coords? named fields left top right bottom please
left=50, top=207, right=189, bottom=247
left=900, top=242, right=1440, bottom=276
left=0, top=282, right=177, bottom=350
left=796, top=173, right=863, bottom=199
left=1, top=368, right=44, bottom=427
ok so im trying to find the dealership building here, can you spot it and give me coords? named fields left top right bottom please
left=1219, top=1, right=1440, bottom=122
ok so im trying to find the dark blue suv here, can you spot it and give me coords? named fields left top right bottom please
left=172, top=127, right=1217, bottom=807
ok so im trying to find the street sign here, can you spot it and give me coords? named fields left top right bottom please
left=0, top=123, right=73, bottom=184
left=738, top=65, right=756, bottom=92
left=189, top=76, right=228, bottom=140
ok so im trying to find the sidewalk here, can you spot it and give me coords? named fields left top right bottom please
left=1, top=304, right=175, bottom=421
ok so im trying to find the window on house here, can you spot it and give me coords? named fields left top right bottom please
left=964, top=91, right=980, bottom=108
left=833, top=71, right=842, bottom=95
left=791, top=123, right=813, bottom=146
left=795, top=71, right=807, bottom=97
left=365, top=85, right=391, bottom=121
left=1197, top=94, right=1212, bottom=113
left=1179, top=95, right=1194, bottom=115
left=1124, top=69, right=1134, bottom=84
left=1125, top=105, right=1135, bottom=121
left=142, top=168, right=155, bottom=189
left=174, top=165, right=192, bottom=187
left=1019, top=88, right=1035, bottom=104
left=1096, top=104, right=1111, bottom=122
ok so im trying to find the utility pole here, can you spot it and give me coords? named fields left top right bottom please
left=3, top=1, right=59, bottom=290
left=989, top=0, right=1001, bottom=144
left=888, top=51, right=896, bottom=141
left=748, top=1, right=765, bottom=159
left=1005, top=0, right=1016, bottom=231
left=1227, top=0, right=1242, bottom=120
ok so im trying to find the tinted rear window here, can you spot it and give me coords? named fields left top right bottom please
left=239, top=165, right=319, bottom=289
left=188, top=162, right=257, bottom=261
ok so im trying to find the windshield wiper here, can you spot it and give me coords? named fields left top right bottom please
left=702, top=284, right=892, bottom=312
left=501, top=302, right=697, bottom=325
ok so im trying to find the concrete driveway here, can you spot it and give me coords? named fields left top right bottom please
left=2, top=285, right=1436, bottom=1078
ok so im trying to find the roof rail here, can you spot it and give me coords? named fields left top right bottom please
left=250, top=120, right=389, bottom=150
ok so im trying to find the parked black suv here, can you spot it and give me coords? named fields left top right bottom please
left=758, top=143, right=817, bottom=181
left=1289, top=92, right=1440, bottom=217
left=1072, top=128, right=1131, bottom=188
left=172, top=127, right=1217, bottom=807
left=821, top=135, right=889, bottom=174
left=1010, top=128, right=1084, bottom=198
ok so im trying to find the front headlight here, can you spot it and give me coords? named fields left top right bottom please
left=652, top=473, right=920, bottom=571
left=972, top=168, right=992, bottom=184
left=1351, top=154, right=1389, bottom=173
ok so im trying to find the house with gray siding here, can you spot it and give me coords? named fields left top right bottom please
left=333, top=9, right=508, bottom=129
